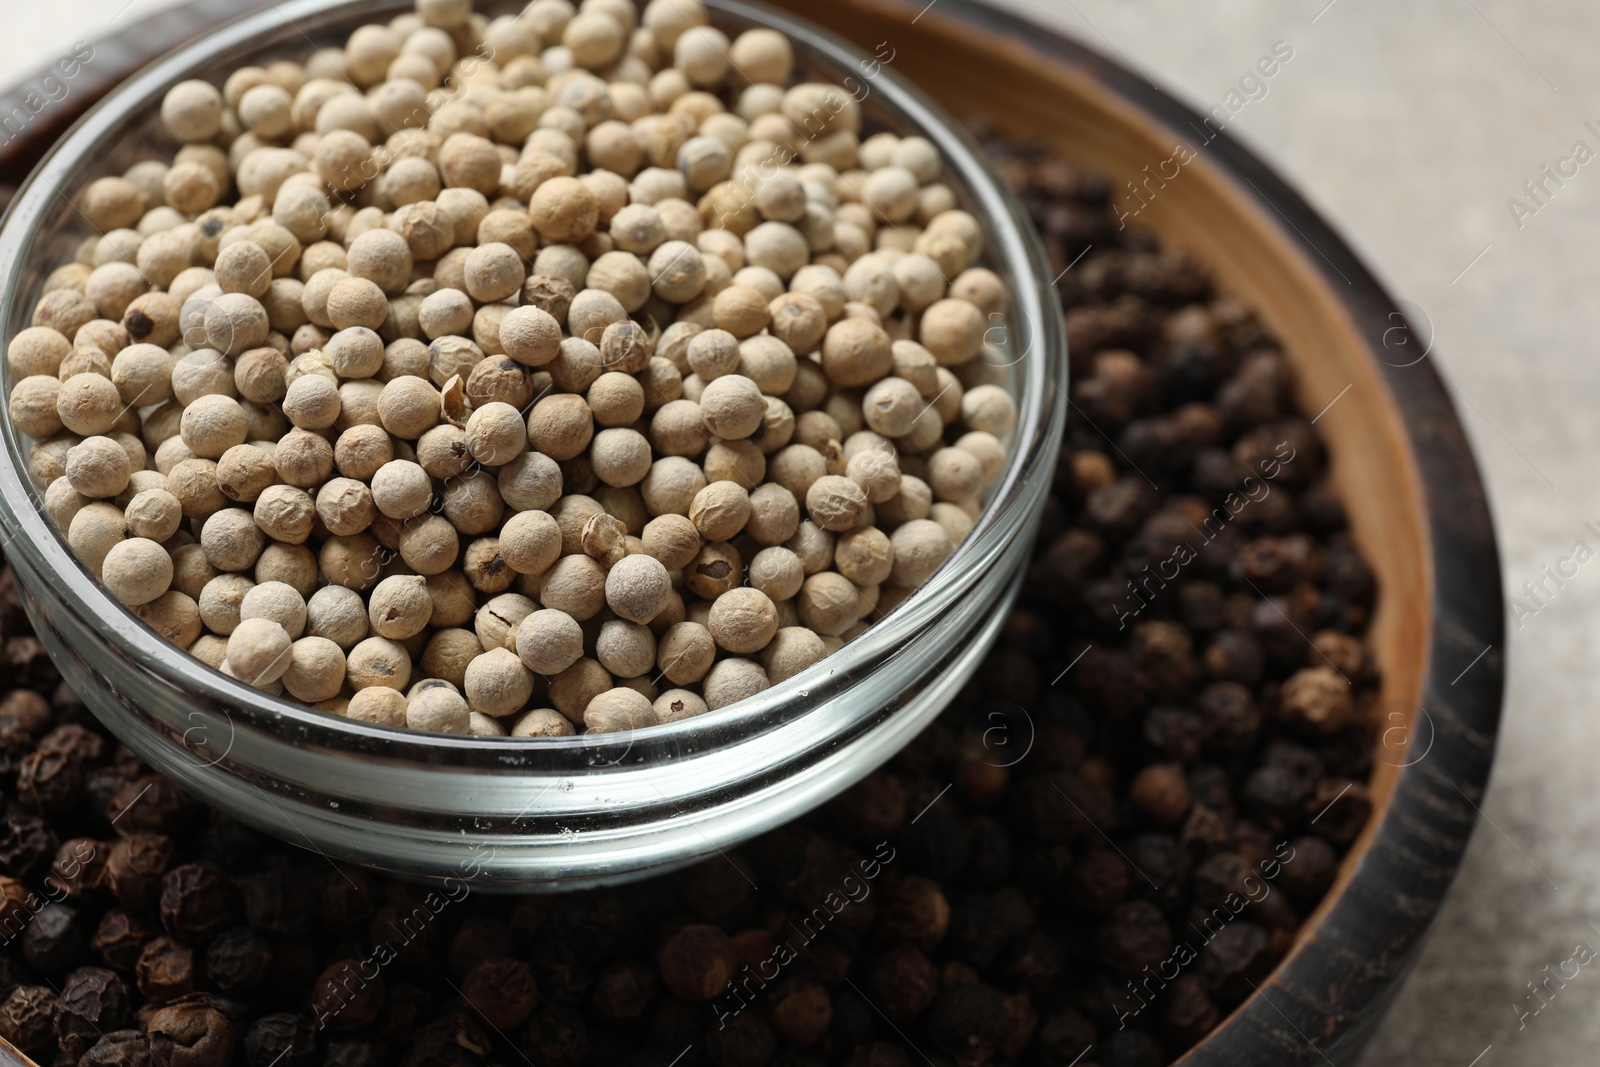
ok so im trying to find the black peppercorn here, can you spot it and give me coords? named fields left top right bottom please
left=0, top=690, right=52, bottom=735
left=106, top=776, right=194, bottom=839
left=926, top=981, right=1037, bottom=1061
left=1098, top=1028, right=1166, bottom=1067
left=1161, top=973, right=1219, bottom=1046
left=202, top=927, right=272, bottom=995
left=134, top=938, right=196, bottom=1005
left=1307, top=778, right=1372, bottom=845
left=1197, top=681, right=1260, bottom=754
left=322, top=1037, right=385, bottom=1067
left=238, top=866, right=318, bottom=938
left=1095, top=901, right=1172, bottom=979
left=590, top=959, right=658, bottom=1025
left=50, top=837, right=107, bottom=901
left=657, top=925, right=735, bottom=1003
left=82, top=1029, right=150, bottom=1067
left=32, top=721, right=97, bottom=757
left=20, top=903, right=86, bottom=976
left=862, top=947, right=936, bottom=1023
left=946, top=888, right=1035, bottom=970
left=520, top=1006, right=589, bottom=1067
left=0, top=810, right=59, bottom=883
left=704, top=1010, right=777, bottom=1067
left=1128, top=763, right=1191, bottom=827
left=1192, top=851, right=1255, bottom=912
left=1066, top=848, right=1131, bottom=913
left=1196, top=921, right=1276, bottom=1003
left=875, top=876, right=949, bottom=952
left=91, top=909, right=157, bottom=975
left=1202, top=630, right=1264, bottom=687
left=441, top=917, right=503, bottom=981
left=16, top=745, right=83, bottom=816
left=106, top=835, right=176, bottom=911
left=146, top=996, right=235, bottom=1067
left=242, top=1012, right=317, bottom=1067
left=310, top=959, right=385, bottom=1032
left=1141, top=706, right=1205, bottom=765
left=0, top=983, right=58, bottom=1054
left=366, top=902, right=434, bottom=967
left=159, top=864, right=240, bottom=945
left=678, top=856, right=761, bottom=927
left=0, top=877, right=32, bottom=935
left=400, top=1011, right=491, bottom=1067
left=1180, top=806, right=1231, bottom=857
left=54, top=966, right=130, bottom=1059
left=1033, top=1008, right=1096, bottom=1067
left=459, top=956, right=539, bottom=1030
left=768, top=979, right=831, bottom=1046
left=899, top=806, right=972, bottom=885
left=526, top=938, right=591, bottom=1007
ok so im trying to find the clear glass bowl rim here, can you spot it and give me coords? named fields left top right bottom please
left=0, top=0, right=1067, bottom=772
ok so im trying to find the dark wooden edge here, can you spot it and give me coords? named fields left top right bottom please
left=0, top=3, right=1505, bottom=1064
left=0, top=1036, right=38, bottom=1067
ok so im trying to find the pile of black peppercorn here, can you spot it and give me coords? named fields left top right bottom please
left=0, top=135, right=1379, bottom=1067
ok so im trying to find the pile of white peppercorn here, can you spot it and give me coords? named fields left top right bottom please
left=4, top=0, right=1018, bottom=737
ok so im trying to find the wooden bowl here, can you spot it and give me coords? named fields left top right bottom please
left=0, top=1, right=1503, bottom=1062
left=759, top=0, right=1504, bottom=1062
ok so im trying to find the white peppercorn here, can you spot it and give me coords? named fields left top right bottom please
left=281, top=636, right=346, bottom=702
left=761, top=626, right=824, bottom=684
left=56, top=373, right=121, bottom=436
left=707, top=587, right=777, bottom=654
left=605, top=552, right=671, bottom=623
left=887, top=518, right=953, bottom=588
left=306, top=584, right=369, bottom=649
left=347, top=686, right=407, bottom=727
left=584, top=686, right=658, bottom=733
left=702, top=657, right=768, bottom=711
left=398, top=515, right=460, bottom=575
left=653, top=688, right=707, bottom=723
left=347, top=635, right=413, bottom=691
left=595, top=619, right=656, bottom=678
left=366, top=574, right=432, bottom=640
left=804, top=474, right=868, bottom=532
left=239, top=580, right=308, bottom=639
left=228, top=617, right=294, bottom=687
left=102, top=537, right=174, bottom=606
left=65, top=436, right=132, bottom=499
left=464, top=647, right=534, bottom=717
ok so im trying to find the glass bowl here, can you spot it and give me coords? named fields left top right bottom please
left=0, top=0, right=1065, bottom=888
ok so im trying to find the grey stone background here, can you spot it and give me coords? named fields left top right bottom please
left=13, top=0, right=1597, bottom=1063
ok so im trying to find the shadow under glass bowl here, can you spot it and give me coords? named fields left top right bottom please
left=0, top=0, right=1066, bottom=888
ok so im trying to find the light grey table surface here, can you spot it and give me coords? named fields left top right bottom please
left=12, top=1, right=1593, bottom=1063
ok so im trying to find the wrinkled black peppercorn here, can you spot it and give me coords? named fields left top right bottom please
left=53, top=965, right=128, bottom=1058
